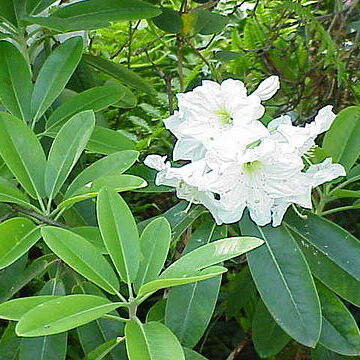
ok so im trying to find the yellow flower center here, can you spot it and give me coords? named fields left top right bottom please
left=215, top=109, right=233, bottom=125
left=242, top=160, right=263, bottom=174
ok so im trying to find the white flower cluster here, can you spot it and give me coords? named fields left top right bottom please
left=145, top=77, right=345, bottom=226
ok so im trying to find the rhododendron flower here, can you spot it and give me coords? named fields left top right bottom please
left=145, top=77, right=345, bottom=227
left=164, top=76, right=279, bottom=161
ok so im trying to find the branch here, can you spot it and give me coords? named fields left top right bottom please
left=11, top=204, right=68, bottom=228
left=226, top=333, right=251, bottom=360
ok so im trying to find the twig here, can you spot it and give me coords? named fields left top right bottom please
left=145, top=50, right=174, bottom=114
left=11, top=204, right=68, bottom=228
left=226, top=333, right=250, bottom=360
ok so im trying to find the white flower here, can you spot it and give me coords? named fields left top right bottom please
left=202, top=140, right=345, bottom=226
left=145, top=76, right=345, bottom=227
left=144, top=155, right=226, bottom=224
left=268, top=105, right=336, bottom=155
left=164, top=77, right=279, bottom=161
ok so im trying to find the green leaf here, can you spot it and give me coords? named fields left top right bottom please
left=42, top=0, right=161, bottom=31
left=161, top=236, right=264, bottom=278
left=0, top=296, right=59, bottom=320
left=194, top=9, right=228, bottom=35
left=240, top=214, right=321, bottom=347
left=41, top=226, right=120, bottom=294
left=312, top=345, right=356, bottom=360
left=0, top=112, right=46, bottom=199
left=165, top=220, right=226, bottom=347
left=0, top=176, right=32, bottom=208
left=317, top=282, right=360, bottom=356
left=331, top=189, right=360, bottom=198
left=138, top=266, right=227, bottom=297
left=87, top=126, right=136, bottom=154
left=74, top=281, right=126, bottom=360
left=137, top=202, right=206, bottom=242
left=26, top=0, right=58, bottom=15
left=83, top=54, right=155, bottom=95
left=285, top=211, right=360, bottom=305
left=0, top=41, right=32, bottom=122
left=152, top=8, right=182, bottom=33
left=0, top=217, right=41, bottom=270
left=125, top=320, right=185, bottom=360
left=83, top=337, right=124, bottom=360
left=45, top=110, right=95, bottom=199
left=31, top=37, right=83, bottom=122
left=19, top=278, right=67, bottom=360
left=183, top=348, right=209, bottom=360
left=46, top=85, right=128, bottom=132
left=146, top=299, right=166, bottom=323
left=71, top=227, right=107, bottom=254
left=0, top=323, right=21, bottom=360
left=59, top=174, right=146, bottom=210
left=323, top=106, right=360, bottom=172
left=0, top=1, right=17, bottom=25
left=97, top=187, right=140, bottom=283
left=65, top=151, right=139, bottom=199
left=134, top=217, right=171, bottom=292
left=16, top=295, right=124, bottom=337
left=252, top=299, right=290, bottom=358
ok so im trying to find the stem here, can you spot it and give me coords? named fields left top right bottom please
left=115, top=291, right=128, bottom=303
left=11, top=204, right=68, bottom=228
left=320, top=205, right=358, bottom=216
left=102, top=314, right=129, bottom=323
left=329, top=175, right=360, bottom=196
left=176, top=35, right=185, bottom=92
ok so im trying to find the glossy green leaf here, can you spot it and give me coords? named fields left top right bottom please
left=0, top=296, right=59, bottom=320
left=71, top=227, right=107, bottom=254
left=19, top=278, right=67, bottom=360
left=138, top=266, right=227, bottom=297
left=311, top=345, right=356, bottom=360
left=194, top=9, right=228, bottom=35
left=0, top=1, right=17, bottom=25
left=138, top=202, right=206, bottom=241
left=87, top=126, right=136, bottom=154
left=16, top=295, right=124, bottom=337
left=134, top=217, right=171, bottom=292
left=83, top=337, right=124, bottom=360
left=59, top=174, right=146, bottom=209
left=41, top=226, right=120, bottom=294
left=323, top=106, right=360, bottom=171
left=152, top=8, right=182, bottom=33
left=240, top=214, right=321, bottom=347
left=347, top=164, right=360, bottom=181
left=165, top=220, right=226, bottom=347
left=285, top=211, right=360, bottom=304
left=97, top=187, right=140, bottom=282
left=83, top=54, right=155, bottom=95
left=0, top=41, right=32, bottom=122
left=65, top=151, right=139, bottom=198
left=46, top=86, right=128, bottom=132
left=26, top=0, right=58, bottom=15
left=125, top=320, right=185, bottom=360
left=331, top=189, right=360, bottom=198
left=31, top=37, right=83, bottom=121
left=0, top=217, right=41, bottom=270
left=0, top=322, right=21, bottom=360
left=40, top=0, right=161, bottom=31
left=45, top=111, right=95, bottom=199
left=161, top=236, right=263, bottom=278
left=146, top=300, right=166, bottom=323
left=183, top=348, right=209, bottom=360
left=0, top=112, right=46, bottom=198
left=74, top=281, right=126, bottom=360
left=0, top=257, right=51, bottom=303
left=252, top=299, right=291, bottom=358
left=0, top=176, right=32, bottom=208
left=317, top=282, right=360, bottom=356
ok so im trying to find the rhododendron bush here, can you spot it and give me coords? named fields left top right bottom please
left=0, top=1, right=359, bottom=360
